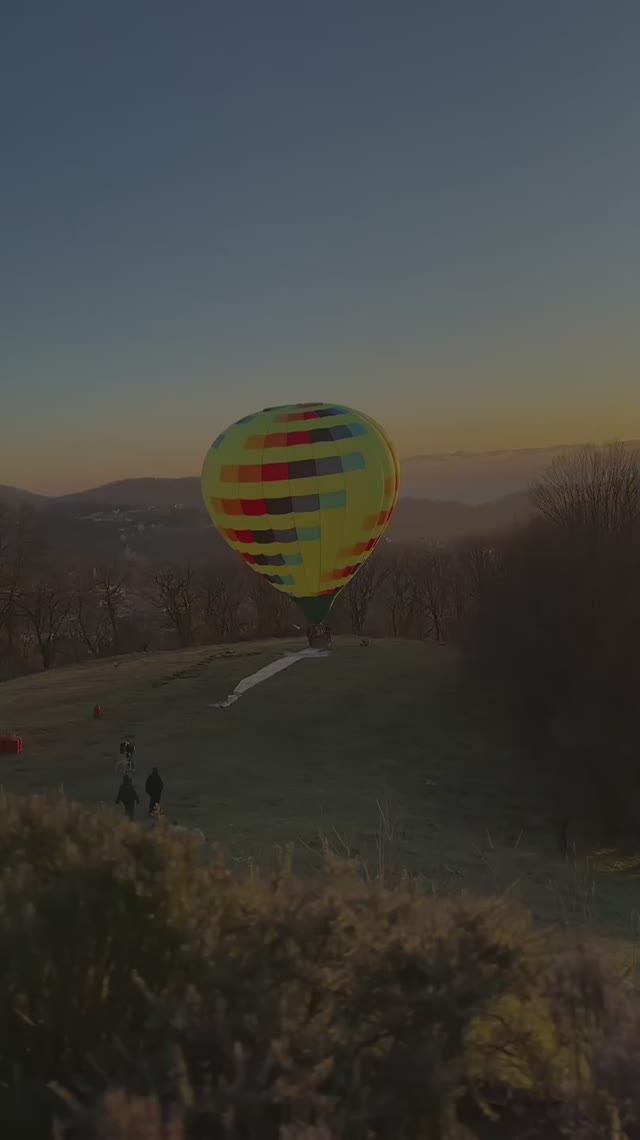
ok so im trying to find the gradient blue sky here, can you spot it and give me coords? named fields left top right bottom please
left=1, top=0, right=638, bottom=494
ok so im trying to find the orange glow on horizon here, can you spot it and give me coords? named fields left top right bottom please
left=11, top=419, right=639, bottom=498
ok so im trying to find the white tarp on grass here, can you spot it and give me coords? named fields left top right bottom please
left=209, top=648, right=329, bottom=708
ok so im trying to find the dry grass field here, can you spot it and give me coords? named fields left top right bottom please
left=1, top=637, right=640, bottom=962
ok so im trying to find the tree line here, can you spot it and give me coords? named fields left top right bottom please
left=0, top=499, right=490, bottom=678
left=459, top=442, right=640, bottom=850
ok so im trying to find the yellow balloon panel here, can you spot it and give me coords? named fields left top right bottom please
left=201, top=403, right=399, bottom=622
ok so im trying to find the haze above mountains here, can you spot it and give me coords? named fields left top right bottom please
left=6, top=442, right=636, bottom=507
left=2, top=442, right=637, bottom=553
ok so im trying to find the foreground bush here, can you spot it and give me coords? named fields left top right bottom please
left=0, top=794, right=639, bottom=1139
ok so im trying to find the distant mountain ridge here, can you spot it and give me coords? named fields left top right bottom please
left=1, top=476, right=533, bottom=549
left=53, top=477, right=203, bottom=510
left=50, top=475, right=532, bottom=536
left=6, top=439, right=637, bottom=508
left=3, top=440, right=636, bottom=551
left=391, top=491, right=532, bottom=542
left=0, top=485, right=47, bottom=507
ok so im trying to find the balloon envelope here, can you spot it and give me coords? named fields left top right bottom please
left=201, top=403, right=399, bottom=624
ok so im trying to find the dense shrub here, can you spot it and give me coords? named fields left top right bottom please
left=0, top=794, right=210, bottom=1136
left=458, top=445, right=640, bottom=848
left=1, top=793, right=640, bottom=1139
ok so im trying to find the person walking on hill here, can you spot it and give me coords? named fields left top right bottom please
left=124, top=739, right=136, bottom=776
left=118, top=738, right=136, bottom=776
left=116, top=773, right=140, bottom=821
left=145, top=767, right=164, bottom=816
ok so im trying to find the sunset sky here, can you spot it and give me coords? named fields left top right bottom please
left=2, top=0, right=639, bottom=495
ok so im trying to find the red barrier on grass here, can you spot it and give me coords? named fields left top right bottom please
left=0, top=736, right=23, bottom=754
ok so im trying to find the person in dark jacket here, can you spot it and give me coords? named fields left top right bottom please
left=123, top=739, right=136, bottom=776
left=116, top=773, right=140, bottom=820
left=145, top=767, right=164, bottom=816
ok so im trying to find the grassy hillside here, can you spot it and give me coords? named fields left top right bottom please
left=1, top=638, right=639, bottom=948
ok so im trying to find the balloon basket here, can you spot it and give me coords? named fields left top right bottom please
left=307, top=625, right=332, bottom=651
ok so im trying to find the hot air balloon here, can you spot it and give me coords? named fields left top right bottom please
left=201, top=403, right=399, bottom=632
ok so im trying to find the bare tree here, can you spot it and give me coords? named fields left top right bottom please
left=17, top=577, right=72, bottom=670
left=249, top=573, right=293, bottom=637
left=0, top=504, right=48, bottom=675
left=70, top=571, right=112, bottom=658
left=410, top=545, right=455, bottom=642
left=344, top=550, right=388, bottom=635
left=0, top=501, right=13, bottom=632
left=453, top=539, right=495, bottom=608
left=94, top=562, right=129, bottom=652
left=533, top=442, right=640, bottom=537
left=152, top=565, right=198, bottom=647
left=199, top=562, right=245, bottom=642
left=383, top=549, right=419, bottom=638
